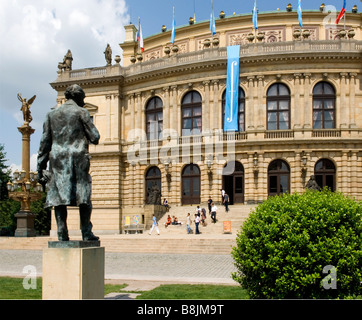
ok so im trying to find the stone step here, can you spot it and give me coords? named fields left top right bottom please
left=0, top=235, right=237, bottom=255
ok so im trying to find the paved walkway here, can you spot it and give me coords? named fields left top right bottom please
left=0, top=249, right=238, bottom=298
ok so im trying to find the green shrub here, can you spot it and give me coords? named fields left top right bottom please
left=231, top=189, right=361, bottom=299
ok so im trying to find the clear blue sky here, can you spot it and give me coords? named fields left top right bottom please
left=0, top=0, right=358, bottom=171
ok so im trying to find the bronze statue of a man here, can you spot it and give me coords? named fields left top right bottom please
left=37, top=84, right=100, bottom=241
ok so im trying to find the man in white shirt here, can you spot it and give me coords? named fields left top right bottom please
left=211, top=203, right=217, bottom=223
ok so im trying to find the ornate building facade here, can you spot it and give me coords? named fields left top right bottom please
left=50, top=10, right=362, bottom=235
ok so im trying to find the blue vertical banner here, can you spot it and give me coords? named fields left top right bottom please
left=252, top=0, right=258, bottom=30
left=297, top=0, right=303, bottom=28
left=224, top=45, right=240, bottom=132
left=210, top=0, right=216, bottom=36
left=171, top=7, right=176, bottom=44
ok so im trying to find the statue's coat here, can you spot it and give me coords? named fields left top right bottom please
left=37, top=100, right=100, bottom=208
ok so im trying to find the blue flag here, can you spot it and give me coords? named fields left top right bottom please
left=171, top=7, right=176, bottom=44
left=297, top=0, right=303, bottom=28
left=210, top=0, right=216, bottom=35
left=252, top=0, right=258, bottom=30
left=224, top=45, right=240, bottom=132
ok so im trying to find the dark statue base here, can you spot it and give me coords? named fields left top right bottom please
left=48, top=240, right=100, bottom=248
left=14, top=211, right=36, bottom=237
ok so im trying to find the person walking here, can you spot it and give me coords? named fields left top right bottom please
left=224, top=193, right=230, bottom=212
left=211, top=202, right=217, bottom=223
left=149, top=214, right=160, bottom=235
left=186, top=213, right=193, bottom=234
left=194, top=214, right=200, bottom=234
left=207, top=196, right=213, bottom=214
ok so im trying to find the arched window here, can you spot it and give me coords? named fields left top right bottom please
left=268, top=159, right=290, bottom=196
left=146, top=96, right=163, bottom=140
left=181, top=91, right=202, bottom=136
left=313, top=82, right=336, bottom=129
left=222, top=87, right=245, bottom=131
left=314, top=159, right=336, bottom=191
left=181, top=164, right=201, bottom=205
left=145, top=166, right=161, bottom=204
left=267, top=83, right=290, bottom=130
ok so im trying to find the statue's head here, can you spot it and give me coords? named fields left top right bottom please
left=65, top=84, right=85, bottom=107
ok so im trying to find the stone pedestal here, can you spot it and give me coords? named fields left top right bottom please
left=42, top=241, right=104, bottom=300
left=14, top=211, right=36, bottom=237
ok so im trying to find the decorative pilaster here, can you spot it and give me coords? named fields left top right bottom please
left=247, top=76, right=255, bottom=130
left=293, top=73, right=302, bottom=128
left=212, top=80, right=219, bottom=131
left=339, top=73, right=348, bottom=128
left=105, top=94, right=112, bottom=141
left=202, top=80, right=210, bottom=133
left=256, top=75, right=264, bottom=129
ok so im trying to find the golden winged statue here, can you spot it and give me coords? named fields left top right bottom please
left=17, top=93, right=36, bottom=124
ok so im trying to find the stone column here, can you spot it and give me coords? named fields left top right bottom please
left=256, top=75, right=264, bottom=129
left=163, top=86, right=170, bottom=132
left=339, top=73, right=348, bottom=128
left=303, top=73, right=312, bottom=128
left=247, top=76, right=255, bottom=130
left=293, top=73, right=302, bottom=128
left=171, top=86, right=178, bottom=137
left=349, top=73, right=357, bottom=128
left=303, top=73, right=311, bottom=128
left=129, top=93, right=135, bottom=135
left=212, top=80, right=219, bottom=131
left=105, top=94, right=112, bottom=141
left=136, top=92, right=142, bottom=132
left=203, top=80, right=210, bottom=133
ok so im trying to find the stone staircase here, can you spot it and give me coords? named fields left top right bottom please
left=0, top=205, right=256, bottom=255
left=158, top=204, right=256, bottom=235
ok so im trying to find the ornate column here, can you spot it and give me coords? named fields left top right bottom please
left=136, top=92, right=142, bottom=131
left=105, top=94, right=112, bottom=141
left=303, top=73, right=311, bottom=128
left=349, top=73, right=357, bottom=128
left=247, top=76, right=255, bottom=130
left=171, top=85, right=178, bottom=136
left=256, top=75, right=265, bottom=129
left=7, top=95, right=42, bottom=237
left=202, top=80, right=210, bottom=133
left=293, top=73, right=302, bottom=128
left=212, top=80, right=219, bottom=131
left=163, top=86, right=170, bottom=132
left=339, top=73, right=348, bottom=128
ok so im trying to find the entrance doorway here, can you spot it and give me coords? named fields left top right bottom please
left=181, top=164, right=201, bottom=205
left=222, top=161, right=244, bottom=204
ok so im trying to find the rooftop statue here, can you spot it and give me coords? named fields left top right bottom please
left=58, top=49, right=73, bottom=71
left=37, top=84, right=100, bottom=241
left=104, top=44, right=112, bottom=66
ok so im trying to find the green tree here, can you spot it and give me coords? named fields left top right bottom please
left=232, top=189, right=362, bottom=299
left=0, top=144, right=11, bottom=201
left=0, top=143, right=50, bottom=235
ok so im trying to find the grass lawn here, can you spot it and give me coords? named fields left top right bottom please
left=135, top=284, right=249, bottom=300
left=0, top=277, right=248, bottom=300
